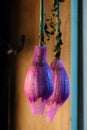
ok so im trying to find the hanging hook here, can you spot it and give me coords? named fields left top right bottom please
left=0, top=34, right=25, bottom=55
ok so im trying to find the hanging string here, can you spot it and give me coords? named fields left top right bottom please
left=44, top=0, right=63, bottom=54
left=40, top=0, right=45, bottom=46
left=54, top=0, right=63, bottom=60
left=57, top=1, right=60, bottom=32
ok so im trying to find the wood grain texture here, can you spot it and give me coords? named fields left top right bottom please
left=10, top=0, right=71, bottom=130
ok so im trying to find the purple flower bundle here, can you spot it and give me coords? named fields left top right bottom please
left=24, top=0, right=70, bottom=121
left=24, top=46, right=54, bottom=114
left=24, top=46, right=70, bottom=120
left=46, top=58, right=70, bottom=121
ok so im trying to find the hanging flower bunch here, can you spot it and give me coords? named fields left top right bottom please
left=24, top=0, right=70, bottom=120
left=24, top=0, right=54, bottom=114
left=45, top=0, right=70, bottom=121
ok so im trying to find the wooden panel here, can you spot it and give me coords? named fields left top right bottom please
left=10, top=0, right=71, bottom=130
left=83, top=0, right=87, bottom=130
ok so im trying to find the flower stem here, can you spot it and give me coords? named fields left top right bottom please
left=40, top=0, right=45, bottom=46
left=54, top=0, right=63, bottom=60
left=57, top=2, right=60, bottom=32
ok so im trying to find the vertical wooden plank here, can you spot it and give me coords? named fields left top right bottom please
left=78, top=0, right=83, bottom=129
left=83, top=0, right=87, bottom=130
left=71, top=0, right=78, bottom=130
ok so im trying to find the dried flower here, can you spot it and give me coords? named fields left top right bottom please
left=24, top=46, right=54, bottom=114
left=46, top=58, right=70, bottom=121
